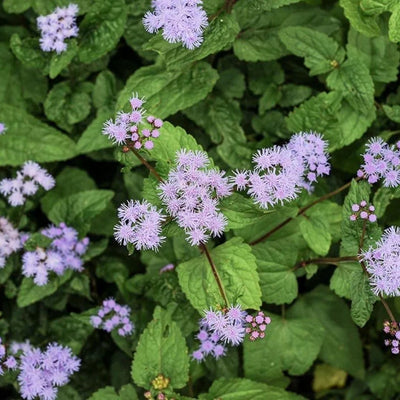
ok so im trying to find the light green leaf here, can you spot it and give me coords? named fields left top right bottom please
left=79, top=0, right=127, bottom=63
left=299, top=215, right=332, bottom=256
left=177, top=238, right=262, bottom=311
left=200, top=378, right=306, bottom=400
left=117, top=62, right=219, bottom=119
left=259, top=84, right=281, bottom=114
left=389, top=3, right=400, bottom=42
left=279, top=26, right=345, bottom=76
left=49, top=40, right=78, bottom=79
left=92, top=70, right=117, bottom=110
left=47, top=190, right=114, bottom=236
left=3, top=0, right=32, bottom=13
left=88, top=387, right=119, bottom=400
left=279, top=84, right=312, bottom=107
left=132, top=306, right=189, bottom=390
left=383, top=104, right=400, bottom=123
left=0, top=103, right=77, bottom=166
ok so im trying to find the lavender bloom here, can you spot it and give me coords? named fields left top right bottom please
left=143, top=0, right=208, bottom=49
left=90, top=298, right=134, bottom=337
left=10, top=340, right=33, bottom=356
left=22, top=223, right=89, bottom=286
left=102, top=94, right=162, bottom=149
left=245, top=311, right=271, bottom=341
left=357, top=137, right=400, bottom=187
left=18, top=343, right=80, bottom=400
left=37, top=4, right=79, bottom=53
left=361, top=226, right=400, bottom=297
left=159, top=149, right=232, bottom=246
left=349, top=200, right=377, bottom=222
left=0, top=161, right=55, bottom=207
left=0, top=217, right=24, bottom=269
left=0, top=122, right=6, bottom=135
left=114, top=200, right=166, bottom=251
left=247, top=146, right=304, bottom=209
left=383, top=320, right=400, bottom=355
left=159, top=263, right=175, bottom=274
left=287, top=132, right=330, bottom=191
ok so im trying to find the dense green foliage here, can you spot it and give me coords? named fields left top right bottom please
left=2, top=0, right=400, bottom=399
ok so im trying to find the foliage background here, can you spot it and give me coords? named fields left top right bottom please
left=1, top=0, right=400, bottom=399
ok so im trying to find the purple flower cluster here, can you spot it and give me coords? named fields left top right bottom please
left=0, top=217, right=24, bottom=269
left=0, top=161, right=55, bottom=207
left=192, top=323, right=226, bottom=362
left=287, top=132, right=330, bottom=191
left=90, top=298, right=134, bottom=337
left=234, top=133, right=330, bottom=209
left=114, top=200, right=166, bottom=251
left=103, top=94, right=163, bottom=149
left=245, top=311, right=271, bottom=341
left=143, top=0, right=208, bottom=49
left=357, top=137, right=400, bottom=187
left=0, top=122, right=6, bottom=135
left=22, top=223, right=89, bottom=286
left=0, top=338, right=18, bottom=376
left=159, top=149, right=232, bottom=246
left=383, top=320, right=400, bottom=355
left=361, top=226, right=400, bottom=297
left=37, top=4, right=79, bottom=53
left=18, top=343, right=80, bottom=400
left=10, top=340, right=33, bottom=356
left=349, top=201, right=377, bottom=222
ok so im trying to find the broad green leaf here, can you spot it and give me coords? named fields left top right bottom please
left=0, top=103, right=77, bottom=166
left=119, top=384, right=138, bottom=400
left=177, top=238, right=262, bottom=311
left=340, top=0, right=381, bottom=37
left=132, top=306, right=189, bottom=390
left=88, top=387, right=119, bottom=400
left=200, top=378, right=306, bottom=400
left=144, top=13, right=240, bottom=67
left=299, top=215, right=332, bottom=256
left=124, top=15, right=156, bottom=61
left=327, top=58, right=374, bottom=113
left=373, top=186, right=400, bottom=217
left=244, top=313, right=325, bottom=378
left=215, top=67, right=246, bottom=99
left=44, top=81, right=92, bottom=131
left=360, top=0, right=397, bottom=15
left=350, top=270, right=377, bottom=327
left=117, top=62, right=218, bottom=119
left=286, top=91, right=376, bottom=151
left=383, top=104, right=400, bottom=123
left=290, top=285, right=365, bottom=378
left=41, top=167, right=97, bottom=215
left=259, top=84, right=281, bottom=114
left=3, top=0, right=32, bottom=13
left=17, top=271, right=73, bottom=308
left=279, top=26, right=345, bottom=76
left=92, top=70, right=117, bottom=110
left=79, top=0, right=127, bottom=63
left=389, top=3, right=400, bottom=42
left=32, top=0, right=91, bottom=14
left=49, top=40, right=78, bottom=79
left=47, top=190, right=114, bottom=236
left=347, top=28, right=400, bottom=83
left=278, top=84, right=312, bottom=107
left=248, top=61, right=285, bottom=95
left=23, top=233, right=52, bottom=251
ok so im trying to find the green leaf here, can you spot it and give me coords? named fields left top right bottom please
left=88, top=387, right=119, bottom=400
left=144, top=13, right=240, bottom=67
left=200, top=378, right=306, bottom=400
left=383, top=104, right=400, bottom=123
left=177, top=238, right=262, bottom=311
left=360, top=0, right=397, bottom=15
left=389, top=3, right=400, bottom=42
left=10, top=34, right=49, bottom=72
left=76, top=109, right=114, bottom=154
left=41, top=167, right=97, bottom=216
left=32, top=0, right=91, bottom=14
left=132, top=306, right=189, bottom=390
left=278, top=84, right=312, bottom=107
left=279, top=26, right=345, bottom=76
left=347, top=28, right=400, bottom=84
left=350, top=270, right=377, bottom=327
left=23, top=233, right=53, bottom=251
left=326, top=58, right=374, bottom=113
left=286, top=91, right=376, bottom=151
left=49, top=314, right=94, bottom=354
left=0, top=103, right=77, bottom=166
left=244, top=313, right=325, bottom=378
left=299, top=215, right=332, bottom=256
left=290, top=285, right=365, bottom=378
left=373, top=186, right=400, bottom=217
left=3, top=0, right=32, bottom=13
left=215, top=67, right=246, bottom=99
left=44, top=81, right=92, bottom=131
left=79, top=0, right=127, bottom=63
left=340, top=0, right=381, bottom=37
left=49, top=40, right=78, bottom=79
left=17, top=271, right=73, bottom=308
left=117, top=62, right=219, bottom=119
left=92, top=70, right=117, bottom=110
left=259, top=84, right=281, bottom=114
left=118, top=384, right=138, bottom=400
left=47, top=190, right=114, bottom=236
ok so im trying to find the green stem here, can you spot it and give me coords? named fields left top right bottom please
left=293, top=256, right=359, bottom=271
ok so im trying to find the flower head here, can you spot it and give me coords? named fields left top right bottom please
left=37, top=4, right=79, bottom=53
left=0, top=122, right=7, bottom=135
left=0, top=217, right=24, bottom=269
left=143, top=0, right=208, bottom=49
